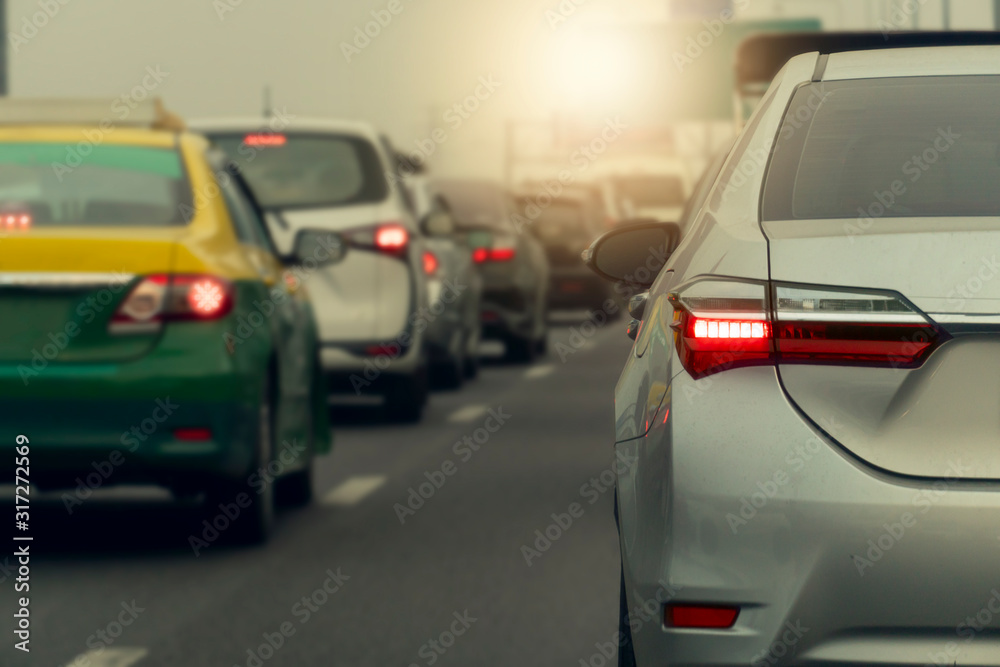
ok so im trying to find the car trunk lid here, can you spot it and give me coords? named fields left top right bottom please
left=0, top=231, right=178, bottom=366
left=275, top=206, right=409, bottom=343
left=765, top=217, right=1000, bottom=479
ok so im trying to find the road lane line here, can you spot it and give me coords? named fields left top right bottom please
left=322, top=475, right=386, bottom=506
left=65, top=647, right=148, bottom=667
left=446, top=404, right=487, bottom=423
left=525, top=364, right=554, bottom=379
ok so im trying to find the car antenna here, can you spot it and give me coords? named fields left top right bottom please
left=262, top=84, right=273, bottom=119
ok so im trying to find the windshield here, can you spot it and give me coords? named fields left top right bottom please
left=210, top=132, right=388, bottom=209
left=0, top=143, right=190, bottom=226
left=614, top=175, right=685, bottom=208
left=433, top=180, right=507, bottom=230
left=764, top=76, right=1000, bottom=220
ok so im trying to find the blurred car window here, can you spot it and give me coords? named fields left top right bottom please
left=217, top=167, right=273, bottom=250
left=764, top=76, right=1000, bottom=220
left=211, top=133, right=388, bottom=210
left=434, top=180, right=511, bottom=231
left=531, top=200, right=587, bottom=242
left=0, top=143, right=189, bottom=226
left=613, top=175, right=685, bottom=209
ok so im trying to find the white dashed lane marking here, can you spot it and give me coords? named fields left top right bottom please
left=446, top=404, right=487, bottom=423
left=525, top=364, right=554, bottom=379
left=322, top=475, right=387, bottom=506
left=65, top=647, right=149, bottom=667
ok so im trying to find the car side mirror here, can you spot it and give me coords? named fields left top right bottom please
left=292, top=229, right=347, bottom=266
left=421, top=211, right=455, bottom=237
left=582, top=220, right=681, bottom=288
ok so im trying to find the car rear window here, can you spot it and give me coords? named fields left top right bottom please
left=763, top=76, right=1000, bottom=220
left=526, top=200, right=589, bottom=243
left=433, top=180, right=510, bottom=231
left=209, top=132, right=388, bottom=210
left=0, top=143, right=190, bottom=226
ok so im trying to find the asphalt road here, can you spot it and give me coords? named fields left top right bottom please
left=1, top=313, right=631, bottom=667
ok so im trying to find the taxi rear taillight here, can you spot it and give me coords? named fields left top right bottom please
left=669, top=279, right=946, bottom=379
left=110, top=274, right=234, bottom=334
left=1, top=212, right=31, bottom=232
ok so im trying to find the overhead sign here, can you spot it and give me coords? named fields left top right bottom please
left=592, top=18, right=822, bottom=122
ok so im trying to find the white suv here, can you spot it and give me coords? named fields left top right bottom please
left=190, top=117, right=430, bottom=421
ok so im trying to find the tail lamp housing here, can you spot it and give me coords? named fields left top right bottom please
left=110, top=274, right=234, bottom=334
left=669, top=279, right=947, bottom=379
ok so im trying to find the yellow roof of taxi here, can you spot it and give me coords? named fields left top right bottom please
left=0, top=97, right=187, bottom=146
left=0, top=126, right=182, bottom=147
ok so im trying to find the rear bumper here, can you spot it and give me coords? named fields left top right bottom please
left=320, top=329, right=426, bottom=395
left=0, top=322, right=264, bottom=490
left=620, top=366, right=1000, bottom=667
left=481, top=286, right=534, bottom=340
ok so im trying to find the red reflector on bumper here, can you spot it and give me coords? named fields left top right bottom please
left=666, top=604, right=739, bottom=629
left=365, top=344, right=402, bottom=357
left=174, top=428, right=212, bottom=441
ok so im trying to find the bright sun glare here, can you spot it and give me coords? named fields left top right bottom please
left=547, top=27, right=635, bottom=108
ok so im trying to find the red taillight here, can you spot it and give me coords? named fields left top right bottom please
left=774, top=321, right=937, bottom=366
left=174, top=428, right=212, bottom=441
left=676, top=313, right=773, bottom=378
left=423, top=251, right=439, bottom=275
left=669, top=280, right=946, bottom=379
left=110, top=274, right=234, bottom=334
left=2, top=212, right=31, bottom=231
left=473, top=247, right=516, bottom=263
left=364, top=343, right=402, bottom=357
left=375, top=224, right=408, bottom=251
left=666, top=604, right=740, bottom=629
left=691, top=319, right=769, bottom=340
left=187, top=277, right=229, bottom=317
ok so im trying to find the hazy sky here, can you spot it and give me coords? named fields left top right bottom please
left=8, top=0, right=621, bottom=179
left=7, top=0, right=998, bottom=180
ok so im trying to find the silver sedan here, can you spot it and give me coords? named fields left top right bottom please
left=587, top=45, right=1000, bottom=667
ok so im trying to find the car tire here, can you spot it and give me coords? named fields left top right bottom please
left=463, top=326, right=481, bottom=379
left=463, top=350, right=480, bottom=379
left=206, top=376, right=276, bottom=545
left=503, top=334, right=537, bottom=364
left=431, top=340, right=464, bottom=391
left=618, top=567, right=638, bottom=667
left=384, top=371, right=427, bottom=423
left=535, top=333, right=548, bottom=357
left=278, top=461, right=313, bottom=508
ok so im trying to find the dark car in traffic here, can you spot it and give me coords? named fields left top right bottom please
left=431, top=179, right=549, bottom=363
left=515, top=193, right=612, bottom=313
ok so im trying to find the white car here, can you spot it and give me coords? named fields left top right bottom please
left=190, top=117, right=431, bottom=421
